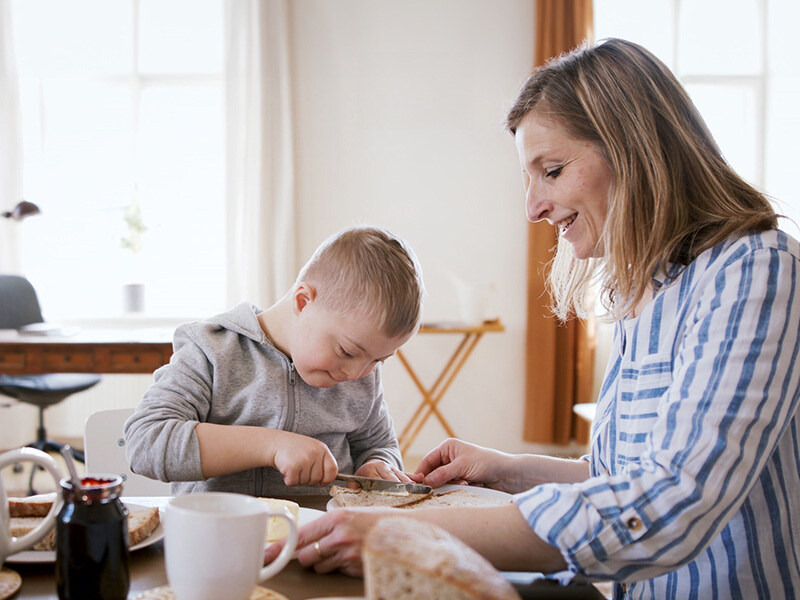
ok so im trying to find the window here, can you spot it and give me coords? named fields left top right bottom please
left=594, top=0, right=800, bottom=240
left=11, top=0, right=225, bottom=319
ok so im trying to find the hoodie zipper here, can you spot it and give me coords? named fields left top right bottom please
left=285, top=362, right=297, bottom=433
left=258, top=359, right=297, bottom=497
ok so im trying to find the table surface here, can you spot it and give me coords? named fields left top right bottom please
left=8, top=494, right=608, bottom=600
left=9, top=495, right=364, bottom=600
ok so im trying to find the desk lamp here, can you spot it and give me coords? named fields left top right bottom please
left=2, top=200, right=41, bottom=221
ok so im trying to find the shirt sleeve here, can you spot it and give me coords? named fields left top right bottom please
left=516, top=243, right=800, bottom=582
left=124, top=324, right=210, bottom=482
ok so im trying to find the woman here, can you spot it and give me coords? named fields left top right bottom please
left=265, top=38, right=800, bottom=598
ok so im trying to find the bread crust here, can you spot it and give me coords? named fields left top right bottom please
left=8, top=492, right=57, bottom=518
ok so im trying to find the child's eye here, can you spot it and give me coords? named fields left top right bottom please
left=546, top=166, right=563, bottom=179
left=339, top=347, right=354, bottom=358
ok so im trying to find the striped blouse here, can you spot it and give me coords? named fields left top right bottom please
left=515, top=229, right=800, bottom=599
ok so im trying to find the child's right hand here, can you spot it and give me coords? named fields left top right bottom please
left=268, top=430, right=339, bottom=486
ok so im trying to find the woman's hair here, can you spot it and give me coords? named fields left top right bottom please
left=296, top=225, right=424, bottom=338
left=506, top=38, right=778, bottom=321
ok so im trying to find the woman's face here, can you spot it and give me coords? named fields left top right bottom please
left=515, top=111, right=613, bottom=259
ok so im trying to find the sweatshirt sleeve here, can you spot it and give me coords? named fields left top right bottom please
left=123, top=324, right=213, bottom=482
left=516, top=244, right=800, bottom=582
left=347, top=370, right=404, bottom=471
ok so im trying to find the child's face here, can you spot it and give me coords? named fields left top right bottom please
left=289, top=297, right=413, bottom=389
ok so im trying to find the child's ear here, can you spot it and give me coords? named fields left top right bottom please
left=293, top=282, right=317, bottom=314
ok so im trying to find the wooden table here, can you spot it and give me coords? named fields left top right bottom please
left=395, top=320, right=504, bottom=456
left=0, top=328, right=174, bottom=375
left=9, top=495, right=364, bottom=600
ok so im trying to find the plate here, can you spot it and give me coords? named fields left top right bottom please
left=6, top=502, right=164, bottom=564
left=326, top=483, right=513, bottom=510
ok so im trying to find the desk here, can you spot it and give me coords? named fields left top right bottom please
left=0, top=329, right=174, bottom=375
left=396, top=319, right=504, bottom=456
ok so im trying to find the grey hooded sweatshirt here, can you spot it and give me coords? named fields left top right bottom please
left=124, top=302, right=403, bottom=496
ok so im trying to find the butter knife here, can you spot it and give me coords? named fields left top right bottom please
left=334, top=473, right=432, bottom=495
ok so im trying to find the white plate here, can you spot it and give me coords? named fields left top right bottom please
left=6, top=503, right=164, bottom=565
left=326, top=483, right=513, bottom=511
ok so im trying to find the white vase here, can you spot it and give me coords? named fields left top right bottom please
left=122, top=283, right=145, bottom=313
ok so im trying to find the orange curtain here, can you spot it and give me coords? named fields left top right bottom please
left=523, top=0, right=595, bottom=445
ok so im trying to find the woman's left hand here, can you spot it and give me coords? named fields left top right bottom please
left=263, top=508, right=391, bottom=577
left=355, top=459, right=414, bottom=482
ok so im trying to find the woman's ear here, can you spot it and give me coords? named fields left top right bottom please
left=292, top=282, right=316, bottom=314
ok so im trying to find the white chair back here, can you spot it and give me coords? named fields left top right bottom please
left=83, top=408, right=171, bottom=496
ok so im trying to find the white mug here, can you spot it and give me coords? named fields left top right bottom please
left=0, top=447, right=64, bottom=564
left=165, top=492, right=298, bottom=600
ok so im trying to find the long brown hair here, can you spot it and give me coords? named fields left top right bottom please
left=507, top=38, right=777, bottom=321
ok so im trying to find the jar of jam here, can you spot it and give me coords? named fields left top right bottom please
left=55, top=475, right=130, bottom=600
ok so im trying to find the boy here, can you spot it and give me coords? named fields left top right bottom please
left=124, top=226, right=424, bottom=496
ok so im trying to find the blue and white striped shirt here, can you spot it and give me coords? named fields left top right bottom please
left=515, top=229, right=800, bottom=599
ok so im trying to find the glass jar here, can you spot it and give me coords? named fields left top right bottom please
left=55, top=475, right=130, bottom=600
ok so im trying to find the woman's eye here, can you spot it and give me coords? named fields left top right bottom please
left=546, top=166, right=563, bottom=178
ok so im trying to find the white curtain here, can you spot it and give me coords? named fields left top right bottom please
left=0, top=0, right=23, bottom=274
left=225, top=0, right=297, bottom=309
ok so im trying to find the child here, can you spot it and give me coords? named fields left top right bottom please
left=124, top=225, right=424, bottom=496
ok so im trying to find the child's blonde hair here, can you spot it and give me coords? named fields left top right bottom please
left=297, top=226, right=424, bottom=338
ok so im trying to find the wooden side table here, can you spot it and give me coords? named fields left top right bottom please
left=395, top=319, right=504, bottom=456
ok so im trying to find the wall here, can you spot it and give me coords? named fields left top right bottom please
left=289, top=0, right=572, bottom=457
left=3, top=1, right=589, bottom=458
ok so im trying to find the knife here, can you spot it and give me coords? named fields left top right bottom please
left=334, top=473, right=432, bottom=495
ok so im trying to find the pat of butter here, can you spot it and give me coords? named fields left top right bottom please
left=258, top=498, right=299, bottom=542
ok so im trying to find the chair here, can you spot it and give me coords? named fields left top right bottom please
left=0, top=274, right=102, bottom=494
left=83, top=408, right=171, bottom=496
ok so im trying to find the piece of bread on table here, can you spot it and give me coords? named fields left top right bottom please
left=363, top=516, right=520, bottom=600
left=8, top=517, right=56, bottom=551
left=421, top=489, right=513, bottom=508
left=8, top=492, right=57, bottom=517
left=329, top=486, right=511, bottom=510
left=329, top=485, right=433, bottom=509
left=9, top=506, right=160, bottom=551
left=127, top=506, right=160, bottom=546
left=257, top=498, right=300, bottom=542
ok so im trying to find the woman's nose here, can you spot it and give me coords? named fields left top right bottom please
left=526, top=188, right=552, bottom=223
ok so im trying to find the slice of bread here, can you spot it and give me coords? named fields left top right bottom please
left=420, top=489, right=513, bottom=508
left=329, top=486, right=510, bottom=510
left=8, top=492, right=57, bottom=517
left=9, top=506, right=160, bottom=551
left=127, top=507, right=160, bottom=546
left=363, top=516, right=520, bottom=600
left=329, top=485, right=433, bottom=509
left=9, top=517, right=56, bottom=551
left=257, top=498, right=300, bottom=542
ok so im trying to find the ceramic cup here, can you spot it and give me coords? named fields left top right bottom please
left=164, top=492, right=298, bottom=600
left=0, top=447, right=64, bottom=564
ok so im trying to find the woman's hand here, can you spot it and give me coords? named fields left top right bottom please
left=355, top=459, right=414, bottom=482
left=264, top=508, right=391, bottom=577
left=413, top=438, right=519, bottom=492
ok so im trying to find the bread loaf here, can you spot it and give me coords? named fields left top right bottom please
left=363, top=516, right=520, bottom=600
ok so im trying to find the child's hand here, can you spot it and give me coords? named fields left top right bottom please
left=270, top=431, right=339, bottom=486
left=355, top=460, right=414, bottom=482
